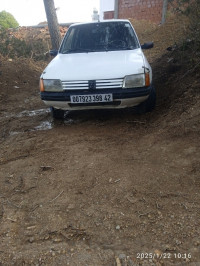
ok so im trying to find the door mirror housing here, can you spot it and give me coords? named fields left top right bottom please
left=141, top=42, right=154, bottom=49
left=49, top=49, right=58, bottom=56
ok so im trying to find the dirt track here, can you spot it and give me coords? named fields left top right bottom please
left=0, top=39, right=200, bottom=265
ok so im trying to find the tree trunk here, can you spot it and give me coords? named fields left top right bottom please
left=43, top=0, right=61, bottom=50
left=161, top=0, right=168, bottom=24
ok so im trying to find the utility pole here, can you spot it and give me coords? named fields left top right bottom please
left=114, top=0, right=119, bottom=19
left=161, top=0, right=168, bottom=24
left=43, top=0, right=61, bottom=50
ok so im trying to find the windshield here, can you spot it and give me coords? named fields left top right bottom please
left=60, top=22, right=140, bottom=54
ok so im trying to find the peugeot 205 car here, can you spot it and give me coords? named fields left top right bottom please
left=40, top=20, right=155, bottom=119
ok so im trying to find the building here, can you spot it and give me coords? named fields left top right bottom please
left=100, top=0, right=164, bottom=23
left=99, top=0, right=115, bottom=20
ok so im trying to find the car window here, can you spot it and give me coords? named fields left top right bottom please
left=60, top=22, right=139, bottom=53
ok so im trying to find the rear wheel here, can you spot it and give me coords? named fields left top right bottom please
left=136, top=86, right=156, bottom=114
left=50, top=107, right=64, bottom=119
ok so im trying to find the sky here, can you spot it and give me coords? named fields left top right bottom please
left=0, top=0, right=100, bottom=26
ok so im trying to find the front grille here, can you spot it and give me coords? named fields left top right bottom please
left=62, top=78, right=123, bottom=90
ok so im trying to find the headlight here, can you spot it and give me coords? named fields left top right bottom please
left=122, top=74, right=145, bottom=88
left=40, top=79, right=63, bottom=92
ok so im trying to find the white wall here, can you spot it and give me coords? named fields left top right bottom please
left=100, top=0, right=115, bottom=20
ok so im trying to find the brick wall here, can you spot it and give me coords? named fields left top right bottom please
left=104, top=11, right=115, bottom=19
left=118, top=0, right=163, bottom=23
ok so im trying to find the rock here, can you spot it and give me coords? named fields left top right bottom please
left=40, top=165, right=53, bottom=171
left=29, top=237, right=35, bottom=243
left=53, top=238, right=62, bottom=243
left=127, top=259, right=136, bottom=266
left=27, top=226, right=36, bottom=230
left=119, top=254, right=126, bottom=260
left=177, top=240, right=182, bottom=245
left=116, top=225, right=120, bottom=230
left=118, top=253, right=127, bottom=266
left=115, top=257, right=121, bottom=266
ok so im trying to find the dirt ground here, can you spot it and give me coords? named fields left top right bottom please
left=0, top=18, right=200, bottom=266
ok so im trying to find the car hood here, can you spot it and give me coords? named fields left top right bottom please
left=42, top=49, right=146, bottom=80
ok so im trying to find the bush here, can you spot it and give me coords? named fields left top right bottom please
left=0, top=30, right=50, bottom=60
left=0, top=11, right=19, bottom=29
left=169, top=0, right=200, bottom=49
left=0, top=30, right=31, bottom=58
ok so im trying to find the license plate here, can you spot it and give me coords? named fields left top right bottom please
left=70, top=94, right=113, bottom=104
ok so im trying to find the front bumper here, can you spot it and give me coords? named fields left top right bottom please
left=40, top=86, right=152, bottom=110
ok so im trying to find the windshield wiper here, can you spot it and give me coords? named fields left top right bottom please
left=62, top=46, right=135, bottom=54
left=62, top=48, right=95, bottom=54
left=105, top=46, right=135, bottom=51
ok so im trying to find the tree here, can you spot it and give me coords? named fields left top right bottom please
left=162, top=0, right=168, bottom=24
left=0, top=11, right=19, bottom=29
left=43, top=0, right=61, bottom=50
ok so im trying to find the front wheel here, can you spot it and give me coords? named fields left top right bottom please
left=136, top=86, right=156, bottom=114
left=50, top=107, right=64, bottom=119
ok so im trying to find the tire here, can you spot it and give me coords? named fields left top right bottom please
left=136, top=86, right=156, bottom=114
left=50, top=107, right=64, bottom=119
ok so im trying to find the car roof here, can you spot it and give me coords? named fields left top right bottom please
left=70, top=19, right=131, bottom=27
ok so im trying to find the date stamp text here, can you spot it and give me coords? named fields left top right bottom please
left=137, top=253, right=191, bottom=260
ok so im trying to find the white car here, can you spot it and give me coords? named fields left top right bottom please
left=40, top=20, right=155, bottom=119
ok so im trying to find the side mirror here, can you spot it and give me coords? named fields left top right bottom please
left=49, top=49, right=58, bottom=56
left=141, top=42, right=154, bottom=49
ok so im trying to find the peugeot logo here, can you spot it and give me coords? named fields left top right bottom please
left=88, top=80, right=96, bottom=90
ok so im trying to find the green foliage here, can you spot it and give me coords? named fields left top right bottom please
left=0, top=10, right=19, bottom=29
